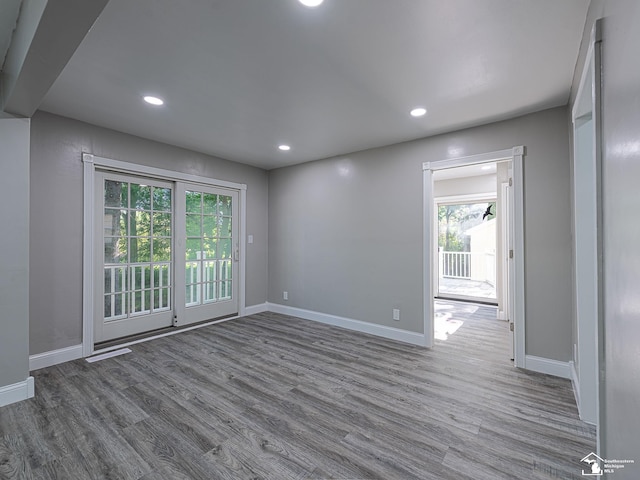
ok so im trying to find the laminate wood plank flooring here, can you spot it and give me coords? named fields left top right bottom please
left=0, top=301, right=595, bottom=479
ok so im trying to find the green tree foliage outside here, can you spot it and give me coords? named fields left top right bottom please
left=438, top=201, right=496, bottom=252
left=103, top=180, right=172, bottom=315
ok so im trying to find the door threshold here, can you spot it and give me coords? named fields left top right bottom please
left=435, top=296, right=498, bottom=307
left=93, top=313, right=238, bottom=355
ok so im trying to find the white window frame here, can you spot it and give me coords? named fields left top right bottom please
left=82, top=153, right=247, bottom=356
left=423, top=146, right=525, bottom=368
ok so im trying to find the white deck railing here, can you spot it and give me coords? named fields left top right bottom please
left=439, top=250, right=496, bottom=285
left=439, top=251, right=471, bottom=279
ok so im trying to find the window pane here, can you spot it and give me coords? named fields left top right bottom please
left=115, top=266, right=127, bottom=291
left=130, top=238, right=151, bottom=263
left=202, top=215, right=218, bottom=238
left=104, top=271, right=112, bottom=295
left=218, top=238, right=231, bottom=259
left=105, top=294, right=128, bottom=318
left=186, top=191, right=201, bottom=213
left=203, top=194, right=218, bottom=215
left=186, top=261, right=201, bottom=283
left=186, top=283, right=200, bottom=306
left=203, top=282, right=216, bottom=303
left=130, top=211, right=151, bottom=237
left=153, top=288, right=171, bottom=311
left=131, top=289, right=151, bottom=313
left=203, top=261, right=216, bottom=282
left=132, top=265, right=151, bottom=290
left=219, top=216, right=231, bottom=238
left=203, top=238, right=217, bottom=259
left=186, top=214, right=201, bottom=237
left=154, top=264, right=170, bottom=288
left=117, top=293, right=127, bottom=317
left=153, top=238, right=171, bottom=262
left=186, top=239, right=201, bottom=260
left=130, top=184, right=151, bottom=210
left=105, top=237, right=127, bottom=263
left=161, top=264, right=170, bottom=286
left=132, top=290, right=148, bottom=313
left=219, top=260, right=232, bottom=281
left=219, top=195, right=232, bottom=216
left=104, top=295, right=112, bottom=318
left=104, top=266, right=128, bottom=292
left=161, top=288, right=170, bottom=309
left=219, top=281, right=232, bottom=300
left=104, top=180, right=127, bottom=208
left=152, top=213, right=172, bottom=237
left=153, top=187, right=172, bottom=212
left=104, top=209, right=128, bottom=236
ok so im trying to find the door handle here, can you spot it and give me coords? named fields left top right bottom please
left=234, top=248, right=239, bottom=262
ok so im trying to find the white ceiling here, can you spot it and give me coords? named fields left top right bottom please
left=38, top=0, right=589, bottom=170
left=0, top=0, right=21, bottom=70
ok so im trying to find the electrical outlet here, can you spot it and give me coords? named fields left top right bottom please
left=392, top=308, right=400, bottom=321
left=283, top=291, right=288, bottom=300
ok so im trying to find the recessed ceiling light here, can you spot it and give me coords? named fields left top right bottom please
left=278, top=145, right=291, bottom=151
left=410, top=107, right=427, bottom=117
left=299, top=0, right=324, bottom=7
left=143, top=95, right=164, bottom=106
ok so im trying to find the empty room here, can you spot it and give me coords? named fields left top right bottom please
left=1, top=0, right=639, bottom=478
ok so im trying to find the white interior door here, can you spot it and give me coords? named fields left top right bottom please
left=94, top=172, right=174, bottom=343
left=175, top=183, right=239, bottom=326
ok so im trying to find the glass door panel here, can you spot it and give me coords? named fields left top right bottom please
left=95, top=172, right=174, bottom=343
left=437, top=200, right=497, bottom=303
left=176, top=184, right=238, bottom=326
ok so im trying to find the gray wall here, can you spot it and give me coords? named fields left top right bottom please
left=571, top=0, right=640, bottom=474
left=269, top=106, right=573, bottom=361
left=0, top=117, right=30, bottom=387
left=29, top=111, right=269, bottom=355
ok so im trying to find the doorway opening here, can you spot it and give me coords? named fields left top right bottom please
left=423, top=147, right=525, bottom=367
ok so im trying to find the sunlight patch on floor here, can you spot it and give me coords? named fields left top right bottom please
left=434, top=301, right=477, bottom=340
left=434, top=313, right=464, bottom=340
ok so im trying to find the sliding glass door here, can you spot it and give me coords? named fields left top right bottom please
left=94, top=173, right=239, bottom=343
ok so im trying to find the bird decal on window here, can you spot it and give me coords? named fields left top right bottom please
left=482, top=205, right=493, bottom=220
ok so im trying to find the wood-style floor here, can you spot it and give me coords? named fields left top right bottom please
left=1, top=302, right=595, bottom=479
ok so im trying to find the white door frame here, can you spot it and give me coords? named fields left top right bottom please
left=423, top=146, right=525, bottom=368
left=571, top=20, right=603, bottom=429
left=82, top=153, right=247, bottom=356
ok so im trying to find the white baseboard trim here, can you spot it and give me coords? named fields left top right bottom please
left=29, top=344, right=84, bottom=371
left=244, top=303, right=269, bottom=316
left=570, top=360, right=581, bottom=410
left=0, top=376, right=34, bottom=407
left=267, top=303, right=427, bottom=346
left=525, top=355, right=572, bottom=379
